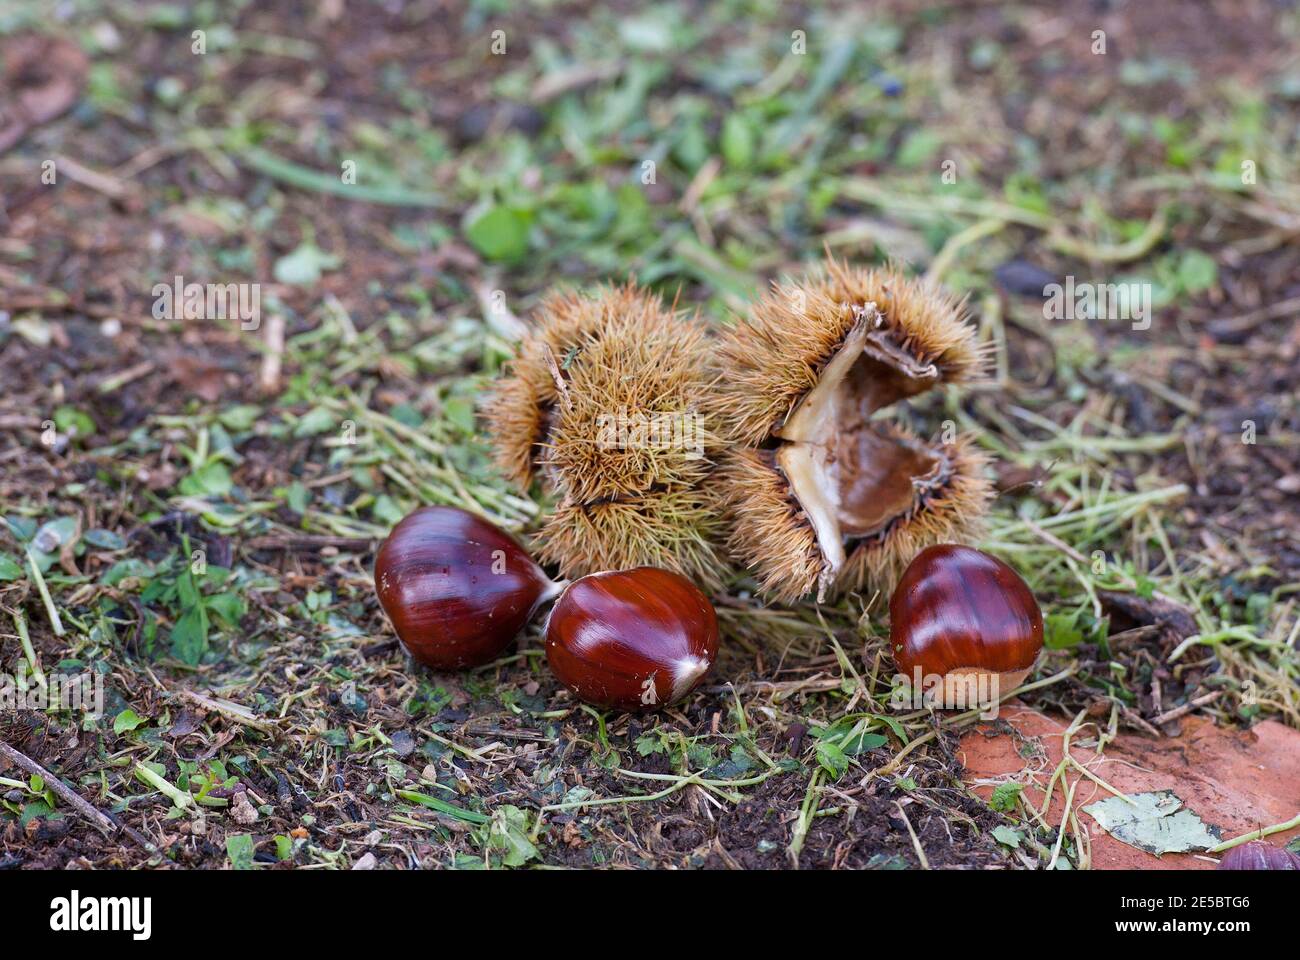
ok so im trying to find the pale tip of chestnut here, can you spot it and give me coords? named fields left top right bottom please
left=669, top=654, right=713, bottom=703
left=544, top=566, right=719, bottom=712
left=930, top=666, right=1031, bottom=707
left=890, top=544, right=1044, bottom=710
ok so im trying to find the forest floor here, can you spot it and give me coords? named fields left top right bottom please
left=1, top=0, right=1298, bottom=869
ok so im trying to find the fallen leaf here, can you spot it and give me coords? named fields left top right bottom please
left=170, top=354, right=228, bottom=403
left=1083, top=790, right=1221, bottom=856
left=1098, top=589, right=1198, bottom=640
left=168, top=710, right=201, bottom=738
left=0, top=34, right=89, bottom=154
left=991, top=825, right=1023, bottom=848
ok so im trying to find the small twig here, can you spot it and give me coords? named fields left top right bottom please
left=53, top=154, right=140, bottom=203
left=97, top=360, right=155, bottom=394
left=531, top=61, right=620, bottom=102
left=895, top=800, right=930, bottom=869
left=13, top=611, right=46, bottom=688
left=1151, top=690, right=1223, bottom=726
left=475, top=282, right=529, bottom=342
left=1047, top=745, right=1081, bottom=870
left=179, top=690, right=279, bottom=734
left=0, top=740, right=155, bottom=852
left=258, top=311, right=286, bottom=395
left=680, top=156, right=721, bottom=214
left=25, top=550, right=65, bottom=637
left=788, top=768, right=823, bottom=866
left=1209, top=294, right=1300, bottom=336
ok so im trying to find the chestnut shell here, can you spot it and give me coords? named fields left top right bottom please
left=374, top=506, right=556, bottom=670
left=545, top=567, right=718, bottom=711
left=890, top=544, right=1043, bottom=691
left=1217, top=841, right=1300, bottom=870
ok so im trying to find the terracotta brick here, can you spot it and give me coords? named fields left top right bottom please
left=959, top=705, right=1300, bottom=869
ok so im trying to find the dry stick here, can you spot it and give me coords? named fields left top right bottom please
left=474, top=281, right=528, bottom=342
left=1039, top=711, right=1101, bottom=870
left=258, top=311, right=286, bottom=394
left=25, top=550, right=65, bottom=637
left=13, top=611, right=46, bottom=688
left=1070, top=798, right=1093, bottom=870
left=1061, top=715, right=1133, bottom=806
left=97, top=359, right=155, bottom=395
left=0, top=740, right=155, bottom=853
left=52, top=154, right=138, bottom=202
left=178, top=690, right=279, bottom=735
left=895, top=800, right=931, bottom=869
left=1150, top=690, right=1223, bottom=726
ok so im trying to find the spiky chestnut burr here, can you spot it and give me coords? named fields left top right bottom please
left=374, top=506, right=564, bottom=669
left=484, top=284, right=727, bottom=589
left=708, top=258, right=993, bottom=602
left=545, top=567, right=718, bottom=711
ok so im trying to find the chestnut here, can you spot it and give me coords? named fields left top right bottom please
left=545, top=567, right=718, bottom=711
left=890, top=544, right=1043, bottom=708
left=1217, top=841, right=1300, bottom=870
left=374, top=506, right=562, bottom=670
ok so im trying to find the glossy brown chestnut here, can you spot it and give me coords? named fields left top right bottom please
left=545, top=567, right=718, bottom=711
left=374, top=506, right=561, bottom=670
left=890, top=544, right=1043, bottom=707
left=1217, top=841, right=1300, bottom=870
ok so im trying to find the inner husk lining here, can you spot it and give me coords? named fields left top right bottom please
left=774, top=305, right=952, bottom=593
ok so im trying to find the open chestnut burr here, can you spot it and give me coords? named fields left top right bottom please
left=374, top=506, right=563, bottom=669
left=544, top=567, right=719, bottom=711
left=709, top=259, right=993, bottom=604
left=889, top=544, right=1043, bottom=708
